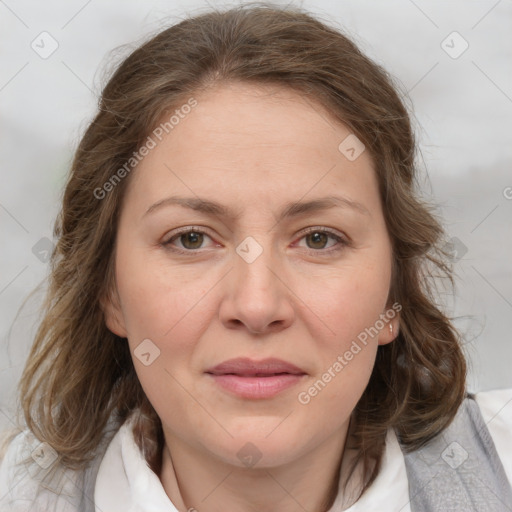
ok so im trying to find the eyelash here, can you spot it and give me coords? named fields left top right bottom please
left=162, top=225, right=349, bottom=256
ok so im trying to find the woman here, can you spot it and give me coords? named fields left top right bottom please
left=1, top=4, right=511, bottom=511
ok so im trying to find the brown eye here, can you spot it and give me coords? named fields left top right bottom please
left=180, top=231, right=204, bottom=250
left=163, top=228, right=216, bottom=253
left=305, top=231, right=329, bottom=249
left=295, top=228, right=348, bottom=255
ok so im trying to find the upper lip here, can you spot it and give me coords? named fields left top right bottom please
left=206, top=357, right=306, bottom=376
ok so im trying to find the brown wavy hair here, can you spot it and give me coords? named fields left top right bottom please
left=18, top=2, right=466, bottom=503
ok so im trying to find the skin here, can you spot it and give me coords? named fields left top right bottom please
left=104, top=81, right=399, bottom=512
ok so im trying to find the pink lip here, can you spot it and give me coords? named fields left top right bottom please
left=205, top=357, right=307, bottom=399
left=206, top=357, right=305, bottom=376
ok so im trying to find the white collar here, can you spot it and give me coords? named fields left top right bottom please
left=95, top=419, right=411, bottom=512
left=340, top=429, right=411, bottom=512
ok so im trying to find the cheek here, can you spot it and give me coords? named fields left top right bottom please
left=293, top=271, right=386, bottom=429
left=115, top=245, right=218, bottom=343
left=114, top=253, right=217, bottom=419
left=299, top=260, right=392, bottom=349
left=308, top=348, right=377, bottom=407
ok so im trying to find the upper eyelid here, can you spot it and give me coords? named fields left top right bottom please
left=163, top=226, right=216, bottom=242
left=299, top=226, right=346, bottom=238
left=163, top=226, right=347, bottom=248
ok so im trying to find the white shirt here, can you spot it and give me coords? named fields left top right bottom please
left=1, top=389, right=511, bottom=511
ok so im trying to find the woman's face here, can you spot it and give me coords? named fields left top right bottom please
left=104, top=82, right=397, bottom=468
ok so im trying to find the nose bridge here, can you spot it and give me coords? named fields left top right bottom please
left=219, top=232, right=294, bottom=334
left=233, top=233, right=279, bottom=296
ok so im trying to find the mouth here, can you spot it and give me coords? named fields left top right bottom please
left=205, top=357, right=306, bottom=376
left=212, top=372, right=299, bottom=377
left=205, top=357, right=307, bottom=399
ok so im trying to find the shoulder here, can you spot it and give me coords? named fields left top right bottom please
left=474, top=388, right=512, bottom=426
left=0, top=429, right=73, bottom=510
left=0, top=430, right=50, bottom=509
left=474, top=388, right=512, bottom=485
left=0, top=425, right=117, bottom=512
left=397, top=389, right=512, bottom=510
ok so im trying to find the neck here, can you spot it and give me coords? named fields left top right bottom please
left=160, top=425, right=355, bottom=512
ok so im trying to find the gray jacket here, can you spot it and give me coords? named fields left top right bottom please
left=401, top=393, right=512, bottom=511
left=1, top=394, right=511, bottom=511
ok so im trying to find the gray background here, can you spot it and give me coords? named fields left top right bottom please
left=1, top=0, right=511, bottom=430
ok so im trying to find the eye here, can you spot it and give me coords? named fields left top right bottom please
left=162, top=227, right=217, bottom=253
left=162, top=226, right=349, bottom=255
left=295, top=227, right=348, bottom=253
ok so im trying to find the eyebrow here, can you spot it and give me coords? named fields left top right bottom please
left=143, top=194, right=371, bottom=221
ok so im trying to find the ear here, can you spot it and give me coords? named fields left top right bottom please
left=377, top=312, right=400, bottom=346
left=100, top=287, right=128, bottom=338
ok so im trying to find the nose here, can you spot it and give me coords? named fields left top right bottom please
left=218, top=242, right=295, bottom=336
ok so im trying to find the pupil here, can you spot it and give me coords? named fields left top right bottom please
left=182, top=232, right=203, bottom=249
left=180, top=232, right=328, bottom=250
left=308, top=232, right=327, bottom=249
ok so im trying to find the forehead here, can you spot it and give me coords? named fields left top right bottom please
left=123, top=81, right=381, bottom=216
left=173, top=82, right=352, bottom=164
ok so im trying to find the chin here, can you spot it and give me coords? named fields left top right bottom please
left=205, top=419, right=313, bottom=469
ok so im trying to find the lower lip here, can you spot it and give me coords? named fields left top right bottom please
left=207, top=373, right=305, bottom=399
